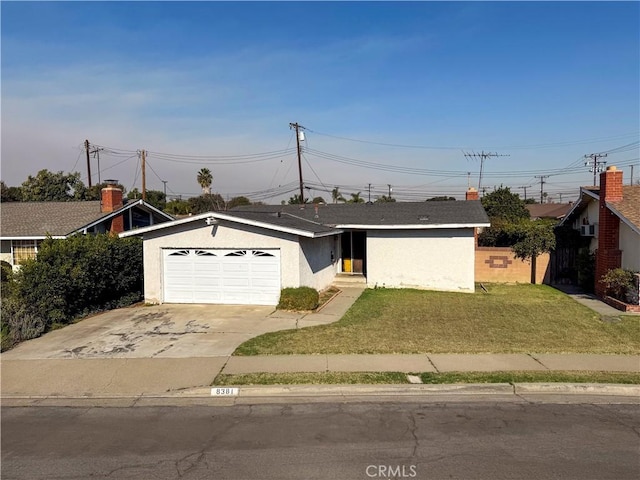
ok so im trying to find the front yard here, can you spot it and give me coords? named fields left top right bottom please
left=235, top=284, right=640, bottom=355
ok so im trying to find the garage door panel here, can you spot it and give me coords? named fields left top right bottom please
left=163, top=248, right=281, bottom=305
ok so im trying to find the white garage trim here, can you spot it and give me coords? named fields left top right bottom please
left=162, top=248, right=281, bottom=305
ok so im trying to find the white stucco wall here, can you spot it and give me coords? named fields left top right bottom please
left=142, top=220, right=305, bottom=303
left=366, top=228, right=476, bottom=292
left=298, top=235, right=339, bottom=290
left=575, top=199, right=599, bottom=251
left=620, top=223, right=640, bottom=272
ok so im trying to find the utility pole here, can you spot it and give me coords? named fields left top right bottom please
left=534, top=175, right=549, bottom=204
left=584, top=153, right=608, bottom=186
left=630, top=165, right=635, bottom=186
left=517, top=185, right=531, bottom=201
left=388, top=184, right=392, bottom=199
left=289, top=122, right=305, bottom=203
left=463, top=151, right=510, bottom=191
left=84, top=139, right=92, bottom=188
left=90, top=147, right=104, bottom=184
left=162, top=180, right=168, bottom=198
left=141, top=150, right=147, bottom=201
left=367, top=184, right=372, bottom=203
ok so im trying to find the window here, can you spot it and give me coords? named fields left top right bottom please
left=12, top=240, right=40, bottom=265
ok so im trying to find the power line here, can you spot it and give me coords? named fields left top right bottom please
left=584, top=153, right=608, bottom=186
left=463, top=151, right=510, bottom=191
left=306, top=129, right=639, bottom=151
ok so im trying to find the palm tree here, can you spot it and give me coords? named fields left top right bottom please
left=197, top=168, right=213, bottom=194
left=348, top=192, right=365, bottom=203
left=331, top=187, right=345, bottom=203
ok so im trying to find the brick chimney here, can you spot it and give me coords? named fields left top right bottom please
left=101, top=180, right=124, bottom=234
left=594, top=166, right=623, bottom=297
left=465, top=187, right=479, bottom=201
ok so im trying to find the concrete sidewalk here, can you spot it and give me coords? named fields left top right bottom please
left=2, top=284, right=639, bottom=399
left=3, top=353, right=638, bottom=397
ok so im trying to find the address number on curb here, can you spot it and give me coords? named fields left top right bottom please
left=211, top=387, right=239, bottom=396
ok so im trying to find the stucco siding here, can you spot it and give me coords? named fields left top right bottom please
left=620, top=222, right=640, bottom=272
left=366, top=229, right=476, bottom=292
left=141, top=220, right=301, bottom=303
left=575, top=199, right=599, bottom=251
left=299, top=235, right=338, bottom=290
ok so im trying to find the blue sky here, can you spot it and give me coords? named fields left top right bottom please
left=2, top=1, right=639, bottom=203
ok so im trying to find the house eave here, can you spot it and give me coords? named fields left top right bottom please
left=211, top=212, right=339, bottom=238
left=0, top=235, right=67, bottom=240
left=335, top=223, right=490, bottom=230
left=119, top=211, right=340, bottom=239
left=119, top=212, right=215, bottom=237
left=559, top=188, right=599, bottom=227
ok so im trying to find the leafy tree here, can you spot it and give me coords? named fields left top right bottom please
left=510, top=219, right=557, bottom=284
left=331, top=187, right=345, bottom=203
left=426, top=196, right=455, bottom=202
left=188, top=193, right=225, bottom=213
left=524, top=198, right=537, bottom=204
left=375, top=195, right=396, bottom=203
left=165, top=198, right=191, bottom=216
left=127, top=188, right=166, bottom=210
left=288, top=194, right=309, bottom=205
left=1, top=181, right=22, bottom=202
left=348, top=192, right=365, bottom=203
left=481, top=186, right=530, bottom=222
left=21, top=170, right=87, bottom=201
left=81, top=181, right=127, bottom=201
left=311, top=196, right=326, bottom=204
left=226, top=196, right=252, bottom=210
left=197, top=168, right=213, bottom=194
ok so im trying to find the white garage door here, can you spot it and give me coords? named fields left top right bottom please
left=163, top=249, right=281, bottom=305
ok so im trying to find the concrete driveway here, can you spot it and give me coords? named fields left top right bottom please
left=1, top=304, right=303, bottom=360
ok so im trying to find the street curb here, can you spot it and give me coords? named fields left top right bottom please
left=3, top=383, right=638, bottom=402
left=513, top=383, right=640, bottom=396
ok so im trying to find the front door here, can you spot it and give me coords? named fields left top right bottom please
left=341, top=232, right=366, bottom=274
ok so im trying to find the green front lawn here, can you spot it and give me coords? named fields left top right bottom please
left=235, top=284, right=640, bottom=355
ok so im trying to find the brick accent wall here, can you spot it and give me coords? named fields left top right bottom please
left=594, top=167, right=623, bottom=297
left=475, top=247, right=550, bottom=284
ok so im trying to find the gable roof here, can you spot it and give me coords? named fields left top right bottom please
left=120, top=201, right=490, bottom=239
left=0, top=200, right=174, bottom=238
left=559, top=185, right=640, bottom=234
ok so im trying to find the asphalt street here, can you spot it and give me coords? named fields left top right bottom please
left=2, top=397, right=639, bottom=480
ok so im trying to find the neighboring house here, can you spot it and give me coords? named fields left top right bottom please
left=0, top=183, right=174, bottom=269
left=119, top=200, right=490, bottom=306
left=560, top=166, right=640, bottom=296
left=526, top=203, right=574, bottom=221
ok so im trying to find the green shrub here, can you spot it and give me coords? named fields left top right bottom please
left=1, top=297, right=46, bottom=350
left=1, top=260, right=12, bottom=284
left=277, top=287, right=319, bottom=311
left=600, top=268, right=635, bottom=302
left=10, top=234, right=143, bottom=329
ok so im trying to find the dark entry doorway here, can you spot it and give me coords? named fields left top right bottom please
left=341, top=231, right=366, bottom=274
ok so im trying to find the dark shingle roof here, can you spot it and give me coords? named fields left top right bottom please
left=0, top=201, right=106, bottom=237
left=609, top=185, right=640, bottom=230
left=232, top=201, right=489, bottom=228
left=526, top=203, right=573, bottom=220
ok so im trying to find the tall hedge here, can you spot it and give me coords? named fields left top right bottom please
left=11, top=234, right=143, bottom=327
